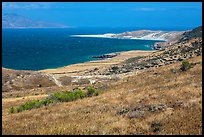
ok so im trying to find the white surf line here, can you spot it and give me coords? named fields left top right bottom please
left=70, top=34, right=167, bottom=41
left=44, top=73, right=62, bottom=87
left=70, top=33, right=116, bottom=38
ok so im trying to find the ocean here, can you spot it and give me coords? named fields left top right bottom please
left=2, top=27, right=184, bottom=70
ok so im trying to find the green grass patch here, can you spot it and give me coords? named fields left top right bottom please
left=16, top=100, right=41, bottom=112
left=16, top=99, right=55, bottom=113
left=49, top=89, right=86, bottom=102
left=12, top=87, right=99, bottom=113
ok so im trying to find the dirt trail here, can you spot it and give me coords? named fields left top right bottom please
left=43, top=73, right=62, bottom=87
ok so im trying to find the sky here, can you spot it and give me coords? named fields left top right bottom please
left=2, top=2, right=202, bottom=28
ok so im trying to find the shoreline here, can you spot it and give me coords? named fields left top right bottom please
left=2, top=49, right=156, bottom=73
left=2, top=50, right=155, bottom=73
left=39, top=50, right=154, bottom=75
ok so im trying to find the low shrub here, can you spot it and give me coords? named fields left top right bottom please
left=17, top=100, right=36, bottom=112
left=73, top=89, right=86, bottom=99
left=15, top=87, right=99, bottom=113
left=16, top=99, right=54, bottom=112
left=41, top=99, right=55, bottom=106
left=86, top=86, right=99, bottom=97
left=9, top=106, right=15, bottom=114
left=16, top=95, right=21, bottom=98
left=50, top=89, right=86, bottom=102
left=16, top=100, right=42, bottom=112
left=151, top=121, right=162, bottom=132
left=180, top=60, right=192, bottom=71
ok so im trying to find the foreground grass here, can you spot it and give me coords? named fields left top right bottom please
left=2, top=56, right=202, bottom=135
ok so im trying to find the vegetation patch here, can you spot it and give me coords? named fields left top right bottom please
left=180, top=60, right=192, bottom=71
left=151, top=121, right=162, bottom=132
left=49, top=89, right=86, bottom=102
left=9, top=106, right=15, bottom=114
left=16, top=99, right=55, bottom=112
left=124, top=56, right=144, bottom=63
left=117, top=108, right=129, bottom=115
left=11, top=87, right=99, bottom=113
left=86, top=86, right=99, bottom=97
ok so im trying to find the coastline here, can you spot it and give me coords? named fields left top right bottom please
left=39, top=50, right=154, bottom=75
left=2, top=49, right=155, bottom=73
left=4, top=28, right=179, bottom=72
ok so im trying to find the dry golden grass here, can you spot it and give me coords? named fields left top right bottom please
left=2, top=56, right=202, bottom=135
left=2, top=85, right=73, bottom=98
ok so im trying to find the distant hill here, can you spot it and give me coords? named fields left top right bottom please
left=110, top=30, right=185, bottom=41
left=2, top=13, right=69, bottom=28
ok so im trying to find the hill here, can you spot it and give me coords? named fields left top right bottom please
left=2, top=13, right=69, bottom=28
left=178, top=26, right=202, bottom=42
left=111, top=30, right=185, bottom=41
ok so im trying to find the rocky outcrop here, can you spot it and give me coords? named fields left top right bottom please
left=92, top=53, right=119, bottom=59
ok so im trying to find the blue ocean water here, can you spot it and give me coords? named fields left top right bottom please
left=2, top=27, right=173, bottom=70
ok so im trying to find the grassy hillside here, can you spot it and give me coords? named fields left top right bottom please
left=2, top=55, right=202, bottom=135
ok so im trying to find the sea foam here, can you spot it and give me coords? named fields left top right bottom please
left=71, top=33, right=116, bottom=38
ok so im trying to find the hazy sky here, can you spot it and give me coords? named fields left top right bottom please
left=2, top=2, right=202, bottom=28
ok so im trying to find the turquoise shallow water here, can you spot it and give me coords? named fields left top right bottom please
left=2, top=28, right=164, bottom=70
